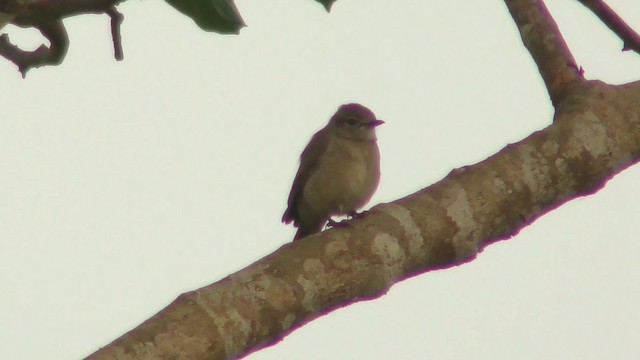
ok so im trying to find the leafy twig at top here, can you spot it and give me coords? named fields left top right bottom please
left=0, top=0, right=124, bottom=77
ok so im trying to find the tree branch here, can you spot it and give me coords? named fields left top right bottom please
left=576, top=0, right=640, bottom=55
left=12, top=0, right=124, bottom=22
left=82, top=1, right=640, bottom=359
left=0, top=19, right=68, bottom=77
left=86, top=79, right=640, bottom=360
left=107, top=6, right=123, bottom=60
left=504, top=0, right=583, bottom=107
left=0, top=0, right=123, bottom=75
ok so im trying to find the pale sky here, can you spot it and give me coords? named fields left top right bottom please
left=1, top=1, right=639, bottom=359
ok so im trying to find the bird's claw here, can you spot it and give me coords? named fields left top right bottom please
left=326, top=218, right=349, bottom=229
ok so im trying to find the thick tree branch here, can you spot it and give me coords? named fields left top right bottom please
left=577, top=0, right=640, bottom=54
left=504, top=0, right=583, bottom=106
left=86, top=79, right=640, bottom=360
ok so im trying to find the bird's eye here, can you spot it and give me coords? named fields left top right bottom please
left=345, top=118, right=358, bottom=126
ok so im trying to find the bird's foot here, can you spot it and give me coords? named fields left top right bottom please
left=326, top=217, right=350, bottom=229
left=348, top=210, right=368, bottom=220
left=326, top=210, right=370, bottom=229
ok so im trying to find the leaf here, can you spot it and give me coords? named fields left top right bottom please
left=314, top=0, right=338, bottom=12
left=165, top=0, right=245, bottom=34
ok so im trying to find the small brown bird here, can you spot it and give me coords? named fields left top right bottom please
left=282, top=103, right=384, bottom=240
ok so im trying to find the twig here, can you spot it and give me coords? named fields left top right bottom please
left=107, top=6, right=123, bottom=60
left=576, top=0, right=640, bottom=55
left=0, top=20, right=68, bottom=77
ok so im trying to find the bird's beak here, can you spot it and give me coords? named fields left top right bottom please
left=369, top=119, right=385, bottom=128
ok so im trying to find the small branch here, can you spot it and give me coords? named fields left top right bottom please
left=1, top=0, right=124, bottom=75
left=13, top=0, right=124, bottom=21
left=0, top=20, right=68, bottom=77
left=504, top=0, right=582, bottom=106
left=576, top=0, right=640, bottom=55
left=107, top=6, right=123, bottom=60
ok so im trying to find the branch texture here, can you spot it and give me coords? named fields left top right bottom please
left=505, top=0, right=582, bottom=106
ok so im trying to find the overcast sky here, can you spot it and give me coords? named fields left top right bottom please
left=1, top=1, right=639, bottom=359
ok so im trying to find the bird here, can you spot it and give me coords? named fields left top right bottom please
left=282, top=103, right=384, bottom=241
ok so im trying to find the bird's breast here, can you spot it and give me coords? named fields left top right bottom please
left=302, top=138, right=380, bottom=215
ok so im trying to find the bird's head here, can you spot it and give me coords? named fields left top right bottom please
left=329, top=103, right=384, bottom=142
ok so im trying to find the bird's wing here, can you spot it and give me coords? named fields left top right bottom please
left=282, top=127, right=330, bottom=224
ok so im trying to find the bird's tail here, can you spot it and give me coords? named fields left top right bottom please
left=293, top=220, right=326, bottom=241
